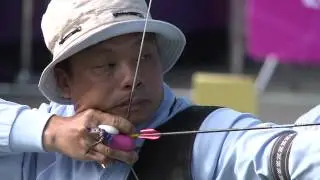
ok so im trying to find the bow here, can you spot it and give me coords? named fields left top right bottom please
left=126, top=0, right=320, bottom=137
left=125, top=1, right=320, bottom=178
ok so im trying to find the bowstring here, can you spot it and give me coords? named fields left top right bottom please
left=126, top=0, right=154, bottom=120
left=127, top=0, right=154, bottom=179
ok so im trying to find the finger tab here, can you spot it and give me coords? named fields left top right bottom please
left=108, top=134, right=135, bottom=151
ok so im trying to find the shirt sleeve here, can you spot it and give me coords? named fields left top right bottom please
left=294, top=104, right=320, bottom=125
left=192, top=107, right=320, bottom=180
left=0, top=98, right=55, bottom=154
left=288, top=104, right=320, bottom=179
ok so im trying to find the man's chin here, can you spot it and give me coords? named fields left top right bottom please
left=107, top=108, right=149, bottom=124
left=125, top=112, right=150, bottom=125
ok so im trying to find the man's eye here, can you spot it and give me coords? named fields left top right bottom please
left=92, top=63, right=116, bottom=74
left=94, top=63, right=115, bottom=68
left=107, top=63, right=116, bottom=68
left=141, top=53, right=152, bottom=60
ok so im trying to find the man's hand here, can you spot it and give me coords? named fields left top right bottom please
left=43, top=109, right=138, bottom=165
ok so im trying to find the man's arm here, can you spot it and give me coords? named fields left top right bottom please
left=0, top=98, right=56, bottom=179
left=192, top=108, right=320, bottom=179
left=0, top=98, right=137, bottom=179
left=0, top=98, right=55, bottom=155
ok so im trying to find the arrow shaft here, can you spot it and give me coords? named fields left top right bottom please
left=139, top=122, right=320, bottom=137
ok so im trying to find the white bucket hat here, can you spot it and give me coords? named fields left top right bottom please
left=38, top=0, right=186, bottom=104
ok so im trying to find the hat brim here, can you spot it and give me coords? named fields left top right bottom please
left=38, top=19, right=186, bottom=104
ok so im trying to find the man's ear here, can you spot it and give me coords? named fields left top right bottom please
left=54, top=68, right=72, bottom=99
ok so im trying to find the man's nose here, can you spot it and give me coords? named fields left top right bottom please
left=121, top=62, right=142, bottom=89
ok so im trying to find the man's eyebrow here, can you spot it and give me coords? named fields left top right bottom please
left=83, top=34, right=156, bottom=54
left=94, top=46, right=113, bottom=53
left=86, top=43, right=113, bottom=54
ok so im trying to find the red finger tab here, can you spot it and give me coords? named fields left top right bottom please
left=108, top=134, right=136, bottom=151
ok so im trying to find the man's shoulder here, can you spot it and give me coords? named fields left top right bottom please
left=295, top=104, right=320, bottom=124
left=199, top=106, right=257, bottom=129
left=166, top=105, right=256, bottom=131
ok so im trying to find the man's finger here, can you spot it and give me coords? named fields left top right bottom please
left=94, top=143, right=138, bottom=164
left=93, top=111, right=136, bottom=134
left=85, top=150, right=112, bottom=166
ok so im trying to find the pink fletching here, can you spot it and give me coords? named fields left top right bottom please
left=138, top=134, right=160, bottom=140
left=138, top=128, right=161, bottom=140
left=140, top=128, right=159, bottom=134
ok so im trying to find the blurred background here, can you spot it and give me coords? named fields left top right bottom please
left=1, top=0, right=320, bottom=124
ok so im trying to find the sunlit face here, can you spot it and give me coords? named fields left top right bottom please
left=55, top=33, right=163, bottom=125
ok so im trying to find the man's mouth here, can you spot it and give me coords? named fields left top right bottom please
left=113, top=98, right=148, bottom=110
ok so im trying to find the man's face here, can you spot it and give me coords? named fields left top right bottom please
left=55, top=33, right=163, bottom=125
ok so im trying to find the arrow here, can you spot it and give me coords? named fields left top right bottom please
left=130, top=122, right=320, bottom=140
